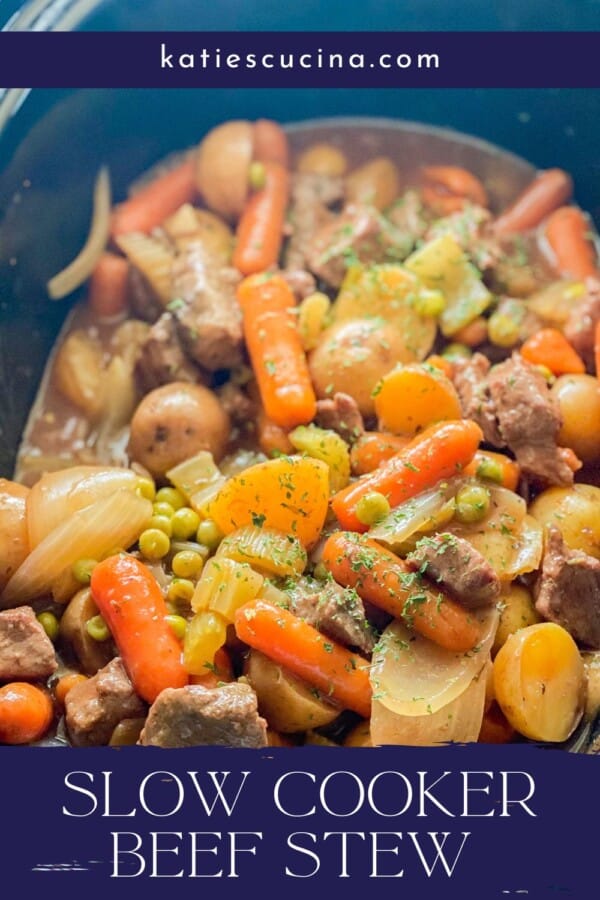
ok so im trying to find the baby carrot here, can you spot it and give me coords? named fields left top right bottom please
left=544, top=205, right=599, bottom=280
left=493, top=168, right=573, bottom=235
left=233, top=161, right=290, bottom=275
left=520, top=327, right=585, bottom=375
left=88, top=252, right=129, bottom=318
left=253, top=119, right=290, bottom=167
left=321, top=532, right=480, bottom=653
left=350, top=432, right=412, bottom=476
left=595, top=320, right=600, bottom=378
left=237, top=273, right=317, bottom=428
left=421, top=165, right=488, bottom=214
left=331, top=419, right=483, bottom=532
left=91, top=555, right=188, bottom=703
left=0, top=682, right=54, bottom=744
left=234, top=599, right=371, bottom=718
left=111, top=156, right=197, bottom=237
left=257, top=408, right=294, bottom=457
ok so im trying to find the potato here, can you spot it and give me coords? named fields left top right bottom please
left=195, top=120, right=253, bottom=220
left=59, top=587, right=114, bottom=675
left=493, top=623, right=586, bottom=742
left=0, top=479, right=29, bottom=593
left=296, top=143, right=348, bottom=178
left=552, top=374, right=600, bottom=464
left=529, top=483, right=600, bottom=560
left=244, top=650, right=340, bottom=733
left=53, top=330, right=105, bottom=419
left=163, top=204, right=233, bottom=263
left=128, top=382, right=230, bottom=479
left=582, top=651, right=600, bottom=719
left=309, top=318, right=429, bottom=417
left=492, top=584, right=541, bottom=656
left=346, top=157, right=400, bottom=210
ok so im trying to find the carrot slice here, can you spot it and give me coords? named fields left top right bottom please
left=237, top=273, right=316, bottom=428
left=350, top=432, right=412, bottom=476
left=373, top=364, right=462, bottom=436
left=234, top=599, right=371, bottom=718
left=233, top=161, right=289, bottom=275
left=331, top=419, right=482, bottom=533
left=521, top=328, right=585, bottom=375
left=0, top=683, right=54, bottom=744
left=111, top=156, right=197, bottom=237
left=544, top=205, right=598, bottom=280
left=493, top=168, right=573, bottom=235
left=91, top=555, right=188, bottom=703
left=322, top=532, right=480, bottom=653
left=88, top=252, right=129, bottom=317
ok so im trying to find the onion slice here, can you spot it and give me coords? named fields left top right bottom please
left=368, top=478, right=462, bottom=547
left=370, top=605, right=498, bottom=718
left=47, top=167, right=111, bottom=299
left=1, top=489, right=152, bottom=608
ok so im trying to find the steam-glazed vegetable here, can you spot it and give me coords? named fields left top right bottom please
left=4, top=116, right=600, bottom=750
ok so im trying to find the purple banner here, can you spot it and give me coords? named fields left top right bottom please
left=1, top=742, right=597, bottom=898
left=0, top=31, right=598, bottom=87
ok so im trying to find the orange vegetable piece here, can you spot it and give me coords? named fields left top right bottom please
left=350, top=432, right=411, bottom=476
left=55, top=673, right=88, bottom=708
left=91, top=555, right=188, bottom=704
left=544, top=206, right=598, bottom=280
left=111, top=156, right=197, bottom=236
left=233, top=161, right=290, bottom=275
left=322, top=532, right=480, bottom=653
left=453, top=316, right=488, bottom=347
left=0, top=683, right=54, bottom=745
left=88, top=252, right=129, bottom=318
left=206, top=455, right=329, bottom=548
left=493, top=168, right=573, bottom=235
left=238, top=273, right=317, bottom=428
left=373, top=363, right=462, bottom=435
left=421, top=165, right=488, bottom=215
left=234, top=599, right=371, bottom=718
left=521, top=328, right=585, bottom=375
left=595, top=320, right=600, bottom=378
left=331, top=419, right=482, bottom=533
left=464, top=450, right=521, bottom=491
left=257, top=408, right=294, bottom=457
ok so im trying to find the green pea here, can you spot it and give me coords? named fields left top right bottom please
left=442, top=342, right=472, bottom=361
left=155, top=487, right=186, bottom=510
left=355, top=491, right=391, bottom=526
left=488, top=311, right=520, bottom=348
left=165, top=614, right=188, bottom=641
left=248, top=160, right=267, bottom=191
left=312, top=562, right=330, bottom=581
left=135, top=477, right=156, bottom=502
left=171, top=507, right=201, bottom=541
left=172, top=550, right=204, bottom=579
left=148, top=515, right=173, bottom=537
left=139, top=528, right=171, bottom=560
left=413, top=288, right=446, bottom=318
left=153, top=501, right=176, bottom=519
left=37, top=611, right=59, bottom=642
left=167, top=578, right=195, bottom=605
left=72, top=558, right=98, bottom=585
left=86, top=615, right=111, bottom=642
left=196, top=518, right=223, bottom=551
left=476, top=457, right=504, bottom=485
left=455, top=484, right=491, bottom=524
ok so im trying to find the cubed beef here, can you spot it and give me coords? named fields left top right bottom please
left=314, top=392, right=364, bottom=445
left=65, top=657, right=146, bottom=747
left=407, top=533, right=501, bottom=608
left=305, top=204, right=410, bottom=288
left=534, top=526, right=600, bottom=648
left=565, top=276, right=600, bottom=370
left=135, top=312, right=204, bottom=392
left=452, top=353, right=504, bottom=446
left=285, top=172, right=345, bottom=271
left=171, top=244, right=244, bottom=371
left=281, top=268, right=317, bottom=301
left=289, top=580, right=375, bottom=656
left=487, top=353, right=574, bottom=486
left=217, top=381, right=258, bottom=426
left=139, top=682, right=268, bottom=748
left=0, top=606, right=58, bottom=681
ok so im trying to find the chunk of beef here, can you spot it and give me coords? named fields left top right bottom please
left=0, top=606, right=58, bottom=681
left=565, top=276, right=600, bottom=369
left=135, top=312, right=204, bottom=392
left=407, top=533, right=501, bottom=608
left=314, top=392, right=364, bottom=445
left=452, top=353, right=504, bottom=446
left=65, top=657, right=146, bottom=747
left=305, top=204, right=410, bottom=288
left=217, top=381, right=257, bottom=426
left=171, top=244, right=244, bottom=371
left=281, top=268, right=317, bottom=301
left=127, top=265, right=163, bottom=323
left=285, top=172, right=345, bottom=271
left=487, top=353, right=574, bottom=486
left=290, top=580, right=375, bottom=656
left=139, top=682, right=268, bottom=748
left=535, top=526, right=600, bottom=648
